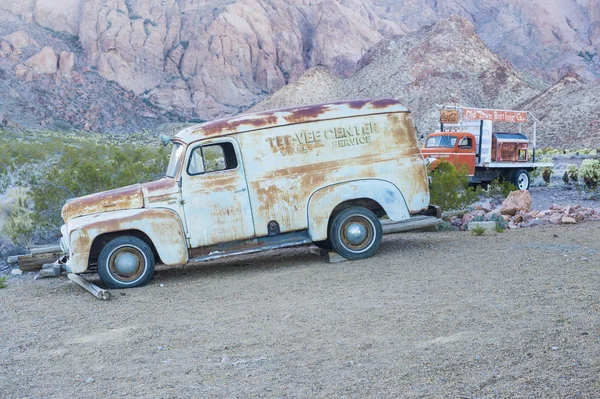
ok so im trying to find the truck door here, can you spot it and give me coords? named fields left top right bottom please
left=181, top=138, right=255, bottom=248
left=455, top=135, right=476, bottom=175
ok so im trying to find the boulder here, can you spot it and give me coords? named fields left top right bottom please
left=561, top=216, right=577, bottom=224
left=2, top=31, right=38, bottom=48
left=58, top=51, right=75, bottom=77
left=0, top=41, right=11, bottom=55
left=24, top=47, right=58, bottom=74
left=500, top=190, right=532, bottom=216
left=15, top=64, right=33, bottom=82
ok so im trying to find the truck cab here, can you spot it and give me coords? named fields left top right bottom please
left=422, top=131, right=476, bottom=175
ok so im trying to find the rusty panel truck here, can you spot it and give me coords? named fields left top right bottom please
left=421, top=106, right=553, bottom=190
left=57, top=99, right=436, bottom=288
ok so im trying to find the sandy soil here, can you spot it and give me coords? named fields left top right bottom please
left=1, top=222, right=599, bottom=398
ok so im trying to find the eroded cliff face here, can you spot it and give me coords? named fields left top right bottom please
left=1, top=0, right=598, bottom=122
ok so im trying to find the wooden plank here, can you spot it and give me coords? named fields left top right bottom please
left=30, top=245, right=62, bottom=255
left=17, top=252, right=64, bottom=271
left=68, top=274, right=110, bottom=300
left=441, top=209, right=469, bottom=218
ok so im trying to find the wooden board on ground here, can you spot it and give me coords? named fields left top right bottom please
left=16, top=251, right=64, bottom=271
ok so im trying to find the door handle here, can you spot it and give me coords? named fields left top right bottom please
left=235, top=187, right=247, bottom=193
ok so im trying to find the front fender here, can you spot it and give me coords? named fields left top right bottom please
left=306, top=179, right=411, bottom=242
left=65, top=208, right=187, bottom=273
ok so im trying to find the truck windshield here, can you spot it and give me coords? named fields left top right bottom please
left=165, top=143, right=184, bottom=178
left=425, top=135, right=457, bottom=148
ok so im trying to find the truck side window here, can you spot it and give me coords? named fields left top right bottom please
left=458, top=137, right=472, bottom=149
left=187, top=142, right=238, bottom=175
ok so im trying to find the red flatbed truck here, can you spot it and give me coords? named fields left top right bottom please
left=421, top=106, right=553, bottom=190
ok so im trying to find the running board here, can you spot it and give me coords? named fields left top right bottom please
left=187, top=231, right=312, bottom=264
left=381, top=215, right=442, bottom=234
left=187, top=215, right=442, bottom=264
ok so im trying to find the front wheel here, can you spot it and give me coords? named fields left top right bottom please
left=98, top=236, right=155, bottom=289
left=512, top=169, right=530, bottom=190
left=329, top=207, right=382, bottom=260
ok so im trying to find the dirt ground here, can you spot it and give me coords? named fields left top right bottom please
left=1, top=222, right=599, bottom=398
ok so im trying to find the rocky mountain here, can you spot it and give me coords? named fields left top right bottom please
left=253, top=17, right=547, bottom=138
left=0, top=10, right=171, bottom=132
left=0, top=0, right=597, bottom=129
left=520, top=73, right=600, bottom=149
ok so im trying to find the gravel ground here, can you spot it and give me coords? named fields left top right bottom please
left=1, top=222, right=599, bottom=398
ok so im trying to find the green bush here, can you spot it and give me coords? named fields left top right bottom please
left=470, top=225, right=485, bottom=236
left=542, top=168, right=553, bottom=184
left=29, top=144, right=169, bottom=232
left=429, top=161, right=480, bottom=211
left=1, top=191, right=34, bottom=248
left=495, top=217, right=507, bottom=232
left=0, top=130, right=169, bottom=241
left=0, top=276, right=6, bottom=289
left=485, top=178, right=517, bottom=200
left=567, top=164, right=579, bottom=182
left=580, top=159, right=600, bottom=189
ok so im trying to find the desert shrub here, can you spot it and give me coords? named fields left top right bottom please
left=580, top=159, right=600, bottom=189
left=0, top=276, right=6, bottom=289
left=470, top=225, right=485, bottom=236
left=542, top=168, right=553, bottom=184
left=485, top=178, right=517, bottom=200
left=0, top=131, right=170, bottom=241
left=429, top=161, right=480, bottom=211
left=1, top=192, right=34, bottom=248
left=567, top=164, right=579, bottom=183
left=29, top=144, right=169, bottom=232
left=495, top=217, right=507, bottom=232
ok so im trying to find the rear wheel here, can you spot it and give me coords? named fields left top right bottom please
left=512, top=169, right=530, bottom=190
left=97, top=236, right=155, bottom=289
left=329, top=207, right=382, bottom=260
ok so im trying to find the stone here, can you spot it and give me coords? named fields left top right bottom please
left=500, top=190, right=532, bottom=216
left=24, top=47, right=58, bottom=74
left=58, top=51, right=75, bottom=78
left=561, top=216, right=577, bottom=224
left=0, top=41, right=11, bottom=54
left=537, top=210, right=552, bottom=218
left=2, top=31, right=38, bottom=48
left=328, top=251, right=347, bottom=263
left=15, top=64, right=29, bottom=79
left=521, top=218, right=545, bottom=228
left=575, top=213, right=585, bottom=222
left=11, top=268, right=23, bottom=275
left=550, top=204, right=564, bottom=211
left=513, top=215, right=524, bottom=224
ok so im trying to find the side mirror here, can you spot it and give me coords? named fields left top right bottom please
left=159, top=134, right=172, bottom=146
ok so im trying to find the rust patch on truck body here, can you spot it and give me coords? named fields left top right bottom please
left=176, top=99, right=409, bottom=144
left=61, top=184, right=143, bottom=223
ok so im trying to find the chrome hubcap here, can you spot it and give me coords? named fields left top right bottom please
left=114, top=252, right=140, bottom=275
left=346, top=223, right=367, bottom=245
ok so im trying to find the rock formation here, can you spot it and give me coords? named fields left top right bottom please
left=0, top=0, right=598, bottom=122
